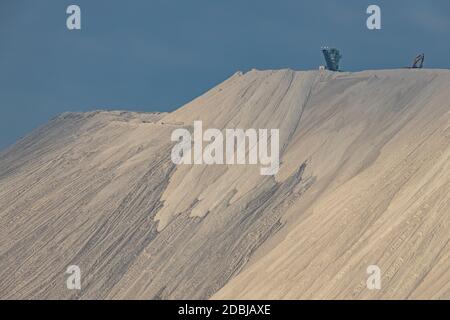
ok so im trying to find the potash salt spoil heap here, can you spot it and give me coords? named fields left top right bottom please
left=0, top=68, right=449, bottom=299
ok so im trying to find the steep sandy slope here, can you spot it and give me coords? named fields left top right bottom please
left=0, top=69, right=449, bottom=299
left=213, top=70, right=450, bottom=299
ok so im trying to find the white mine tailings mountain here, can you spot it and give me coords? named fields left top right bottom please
left=1, top=69, right=449, bottom=299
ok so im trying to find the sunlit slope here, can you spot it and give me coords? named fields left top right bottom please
left=214, top=69, right=450, bottom=299
left=0, top=69, right=449, bottom=299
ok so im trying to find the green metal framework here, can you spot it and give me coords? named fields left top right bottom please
left=321, top=47, right=342, bottom=71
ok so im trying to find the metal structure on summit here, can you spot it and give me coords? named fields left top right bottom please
left=411, top=54, right=425, bottom=69
left=321, top=47, right=342, bottom=71
left=319, top=48, right=425, bottom=71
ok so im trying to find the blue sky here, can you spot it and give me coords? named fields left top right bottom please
left=1, top=0, right=449, bottom=149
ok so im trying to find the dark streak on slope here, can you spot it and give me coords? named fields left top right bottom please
left=111, top=162, right=315, bottom=299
